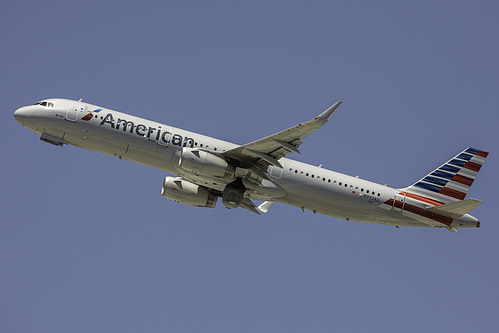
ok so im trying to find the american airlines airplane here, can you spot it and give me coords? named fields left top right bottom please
left=14, top=98, right=488, bottom=232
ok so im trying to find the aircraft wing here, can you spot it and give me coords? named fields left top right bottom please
left=223, top=101, right=342, bottom=171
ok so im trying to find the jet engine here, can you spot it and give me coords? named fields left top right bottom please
left=161, top=177, right=217, bottom=208
left=178, top=148, right=233, bottom=178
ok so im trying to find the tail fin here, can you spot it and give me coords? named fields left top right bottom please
left=404, top=148, right=489, bottom=203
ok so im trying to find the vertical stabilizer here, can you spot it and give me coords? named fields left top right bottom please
left=403, top=148, right=489, bottom=203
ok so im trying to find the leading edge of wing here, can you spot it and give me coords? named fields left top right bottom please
left=223, top=101, right=342, bottom=169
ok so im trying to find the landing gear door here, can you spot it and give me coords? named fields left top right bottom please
left=392, top=192, right=406, bottom=212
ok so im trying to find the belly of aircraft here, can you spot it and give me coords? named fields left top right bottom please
left=278, top=193, right=431, bottom=227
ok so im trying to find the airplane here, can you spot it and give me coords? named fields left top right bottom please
left=14, top=98, right=488, bottom=232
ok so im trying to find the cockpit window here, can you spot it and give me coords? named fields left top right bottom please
left=35, top=101, right=54, bottom=108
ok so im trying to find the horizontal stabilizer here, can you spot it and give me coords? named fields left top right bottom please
left=426, top=199, right=483, bottom=219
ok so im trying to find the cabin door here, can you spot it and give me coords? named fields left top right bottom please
left=392, top=192, right=406, bottom=212
left=66, top=102, right=80, bottom=122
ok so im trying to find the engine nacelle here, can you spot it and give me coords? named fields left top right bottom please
left=178, top=148, right=232, bottom=178
left=161, top=177, right=217, bottom=208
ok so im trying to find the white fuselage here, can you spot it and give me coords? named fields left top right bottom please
left=14, top=98, right=480, bottom=229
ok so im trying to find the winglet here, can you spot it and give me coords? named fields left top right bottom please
left=258, top=201, right=274, bottom=213
left=316, top=101, right=342, bottom=122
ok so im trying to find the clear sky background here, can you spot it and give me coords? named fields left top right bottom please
left=2, top=1, right=498, bottom=332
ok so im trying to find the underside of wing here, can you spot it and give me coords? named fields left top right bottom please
left=223, top=101, right=342, bottom=170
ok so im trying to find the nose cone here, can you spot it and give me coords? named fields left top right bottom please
left=14, top=106, right=33, bottom=125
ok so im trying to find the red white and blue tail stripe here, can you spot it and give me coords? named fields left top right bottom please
left=404, top=148, right=489, bottom=203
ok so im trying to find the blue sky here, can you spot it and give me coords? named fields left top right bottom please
left=2, top=1, right=498, bottom=332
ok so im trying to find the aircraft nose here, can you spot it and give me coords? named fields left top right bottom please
left=14, top=106, right=33, bottom=124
